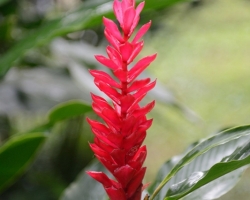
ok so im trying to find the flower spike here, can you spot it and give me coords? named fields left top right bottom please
left=87, top=0, right=156, bottom=199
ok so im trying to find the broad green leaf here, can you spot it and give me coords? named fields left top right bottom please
left=60, top=159, right=108, bottom=200
left=26, top=122, right=53, bottom=134
left=48, top=100, right=92, bottom=123
left=149, top=125, right=250, bottom=200
left=169, top=142, right=247, bottom=200
left=0, top=0, right=187, bottom=78
left=25, top=100, right=92, bottom=134
left=0, top=133, right=46, bottom=192
left=165, top=140, right=250, bottom=199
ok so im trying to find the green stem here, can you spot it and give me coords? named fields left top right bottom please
left=149, top=176, right=171, bottom=200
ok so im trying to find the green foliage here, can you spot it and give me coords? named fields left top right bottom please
left=60, top=125, right=250, bottom=200
left=143, top=0, right=188, bottom=10
left=1, top=0, right=249, bottom=199
left=0, top=133, right=46, bottom=192
left=28, top=100, right=92, bottom=133
left=0, top=100, right=92, bottom=195
left=0, top=0, right=10, bottom=7
left=166, top=153, right=250, bottom=199
left=0, top=1, right=106, bottom=78
left=60, top=160, right=108, bottom=200
left=48, top=100, right=92, bottom=123
left=149, top=125, right=250, bottom=200
left=0, top=0, right=187, bottom=78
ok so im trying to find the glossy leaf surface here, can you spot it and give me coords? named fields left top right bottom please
left=0, top=133, right=46, bottom=192
left=149, top=125, right=250, bottom=200
left=166, top=140, right=250, bottom=199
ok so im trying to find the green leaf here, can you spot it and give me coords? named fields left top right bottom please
left=48, top=100, right=92, bottom=123
left=165, top=140, right=250, bottom=200
left=26, top=122, right=53, bottom=134
left=60, top=159, right=108, bottom=200
left=143, top=0, right=188, bottom=10
left=0, top=0, right=10, bottom=6
left=0, top=1, right=111, bottom=78
left=149, top=125, right=250, bottom=200
left=0, top=0, right=187, bottom=78
left=24, top=100, right=92, bottom=134
left=0, top=133, right=46, bottom=192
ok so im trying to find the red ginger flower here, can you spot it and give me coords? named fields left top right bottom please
left=87, top=0, right=156, bottom=199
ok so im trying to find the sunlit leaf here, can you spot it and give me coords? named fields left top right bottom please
left=149, top=125, right=250, bottom=200
left=0, top=133, right=46, bottom=192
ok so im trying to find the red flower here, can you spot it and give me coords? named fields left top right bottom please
left=87, top=0, right=156, bottom=199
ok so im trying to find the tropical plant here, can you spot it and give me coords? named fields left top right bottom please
left=0, top=0, right=249, bottom=200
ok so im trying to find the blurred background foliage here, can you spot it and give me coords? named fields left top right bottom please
left=0, top=0, right=250, bottom=199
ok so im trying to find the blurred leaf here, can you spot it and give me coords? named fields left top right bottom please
left=0, top=0, right=187, bottom=78
left=0, top=0, right=11, bottom=7
left=0, top=1, right=17, bottom=17
left=0, top=1, right=107, bottom=78
left=52, top=38, right=199, bottom=121
left=26, top=100, right=92, bottom=134
left=52, top=116, right=93, bottom=183
left=0, top=133, right=46, bottom=192
left=143, top=0, right=188, bottom=10
left=60, top=159, right=108, bottom=200
left=48, top=100, right=92, bottom=123
left=149, top=125, right=250, bottom=200
left=27, top=122, right=53, bottom=134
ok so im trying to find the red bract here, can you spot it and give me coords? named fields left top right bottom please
left=87, top=0, right=156, bottom=199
